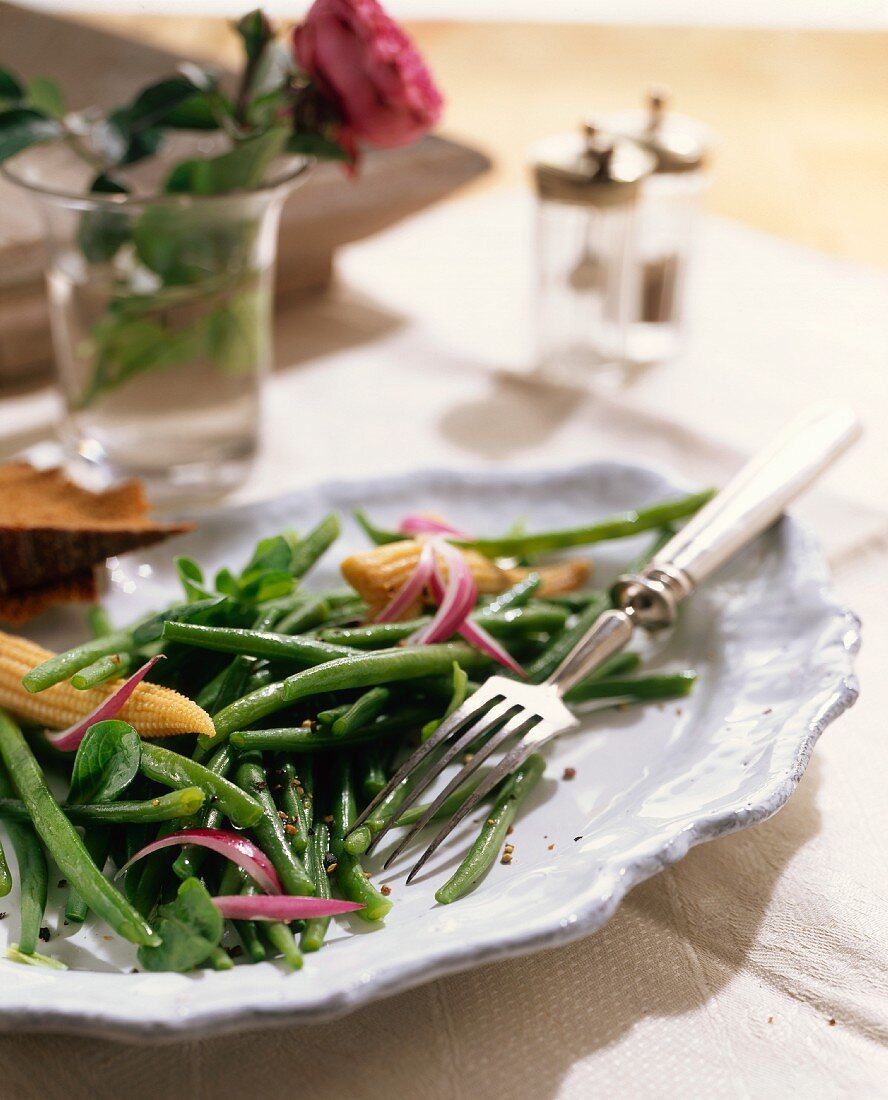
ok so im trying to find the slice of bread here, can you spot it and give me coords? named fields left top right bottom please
left=0, top=569, right=98, bottom=625
left=0, top=462, right=193, bottom=594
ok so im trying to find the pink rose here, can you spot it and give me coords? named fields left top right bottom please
left=293, top=0, right=443, bottom=151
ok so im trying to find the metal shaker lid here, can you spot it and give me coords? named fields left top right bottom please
left=604, top=89, right=710, bottom=174
left=531, top=123, right=655, bottom=207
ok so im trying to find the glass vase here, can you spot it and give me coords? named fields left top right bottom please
left=4, top=151, right=307, bottom=503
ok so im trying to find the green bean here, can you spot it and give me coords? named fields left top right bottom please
left=194, top=664, right=231, bottom=713
left=230, top=706, right=435, bottom=752
left=543, top=590, right=608, bottom=612
left=316, top=587, right=362, bottom=609
left=254, top=895, right=303, bottom=970
left=422, top=662, right=469, bottom=741
left=273, top=760, right=310, bottom=854
left=319, top=600, right=367, bottom=626
left=163, top=621, right=354, bottom=666
left=318, top=606, right=569, bottom=650
left=0, top=763, right=47, bottom=953
left=361, top=748, right=387, bottom=799
left=64, top=829, right=110, bottom=924
left=235, top=755, right=314, bottom=896
left=207, top=946, right=234, bottom=971
left=586, top=651, right=643, bottom=681
left=344, top=825, right=371, bottom=855
left=0, top=837, right=9, bottom=898
left=195, top=656, right=255, bottom=716
left=47, top=789, right=204, bottom=824
left=88, top=606, right=114, bottom=638
left=300, top=823, right=332, bottom=953
left=627, top=523, right=677, bottom=573
left=214, top=644, right=490, bottom=739
left=527, top=593, right=611, bottom=683
left=331, top=760, right=392, bottom=922
left=331, top=687, right=390, bottom=736
left=276, top=598, right=330, bottom=636
left=0, top=710, right=158, bottom=947
left=435, top=754, right=545, bottom=904
left=393, top=768, right=494, bottom=829
left=139, top=743, right=261, bottom=829
left=364, top=777, right=413, bottom=836
left=132, top=597, right=231, bottom=647
left=253, top=592, right=308, bottom=632
left=22, top=631, right=134, bottom=693
left=288, top=514, right=341, bottom=578
left=218, top=863, right=265, bottom=963
left=566, top=671, right=697, bottom=705
left=70, top=653, right=137, bottom=690
left=235, top=920, right=266, bottom=963
left=456, top=490, right=715, bottom=558
left=317, top=703, right=350, bottom=727
left=172, top=745, right=235, bottom=880
left=130, top=828, right=174, bottom=918
left=481, top=573, right=541, bottom=613
left=354, top=509, right=403, bottom=545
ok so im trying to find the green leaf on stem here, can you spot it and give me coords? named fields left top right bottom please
left=0, top=107, right=59, bottom=163
left=161, top=94, right=225, bottom=131
left=207, top=286, right=266, bottom=373
left=286, top=131, right=349, bottom=162
left=120, top=76, right=205, bottom=131
left=137, top=877, right=223, bottom=972
left=77, top=174, right=130, bottom=265
left=68, top=720, right=141, bottom=806
left=0, top=67, right=25, bottom=105
left=26, top=77, right=66, bottom=119
left=164, top=124, right=288, bottom=195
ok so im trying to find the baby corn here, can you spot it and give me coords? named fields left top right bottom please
left=341, top=540, right=591, bottom=619
left=0, top=630, right=215, bottom=739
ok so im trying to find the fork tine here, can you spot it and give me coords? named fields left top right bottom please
left=405, top=736, right=542, bottom=886
left=350, top=681, right=505, bottom=832
left=368, top=696, right=522, bottom=854
left=382, top=708, right=540, bottom=869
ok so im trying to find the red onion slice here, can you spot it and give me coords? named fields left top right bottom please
left=411, top=540, right=477, bottom=645
left=458, top=619, right=526, bottom=677
left=375, top=540, right=436, bottom=623
left=212, top=895, right=364, bottom=921
left=47, top=655, right=165, bottom=752
left=398, top=514, right=472, bottom=539
left=116, top=828, right=283, bottom=895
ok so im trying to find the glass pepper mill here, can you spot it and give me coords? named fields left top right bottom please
left=603, top=89, right=712, bottom=363
left=531, top=123, right=655, bottom=379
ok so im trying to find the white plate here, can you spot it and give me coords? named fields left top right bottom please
left=0, top=462, right=859, bottom=1039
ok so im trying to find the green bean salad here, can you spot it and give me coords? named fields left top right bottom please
left=0, top=494, right=705, bottom=973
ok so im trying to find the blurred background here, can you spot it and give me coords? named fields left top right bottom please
left=21, top=0, right=888, bottom=263
left=1, top=0, right=887, bottom=516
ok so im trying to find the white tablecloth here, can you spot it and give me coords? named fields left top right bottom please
left=1, top=192, right=886, bottom=1098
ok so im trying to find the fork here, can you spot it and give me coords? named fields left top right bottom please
left=351, top=404, right=861, bottom=883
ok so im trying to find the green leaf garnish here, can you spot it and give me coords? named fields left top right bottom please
left=136, top=877, right=223, bottom=973
left=68, top=720, right=141, bottom=806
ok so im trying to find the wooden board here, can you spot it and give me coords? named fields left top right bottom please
left=0, top=2, right=490, bottom=388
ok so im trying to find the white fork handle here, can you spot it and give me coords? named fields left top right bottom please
left=548, top=404, right=861, bottom=696
left=648, top=404, right=861, bottom=591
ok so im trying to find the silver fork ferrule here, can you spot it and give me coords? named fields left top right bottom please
left=611, top=562, right=694, bottom=629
